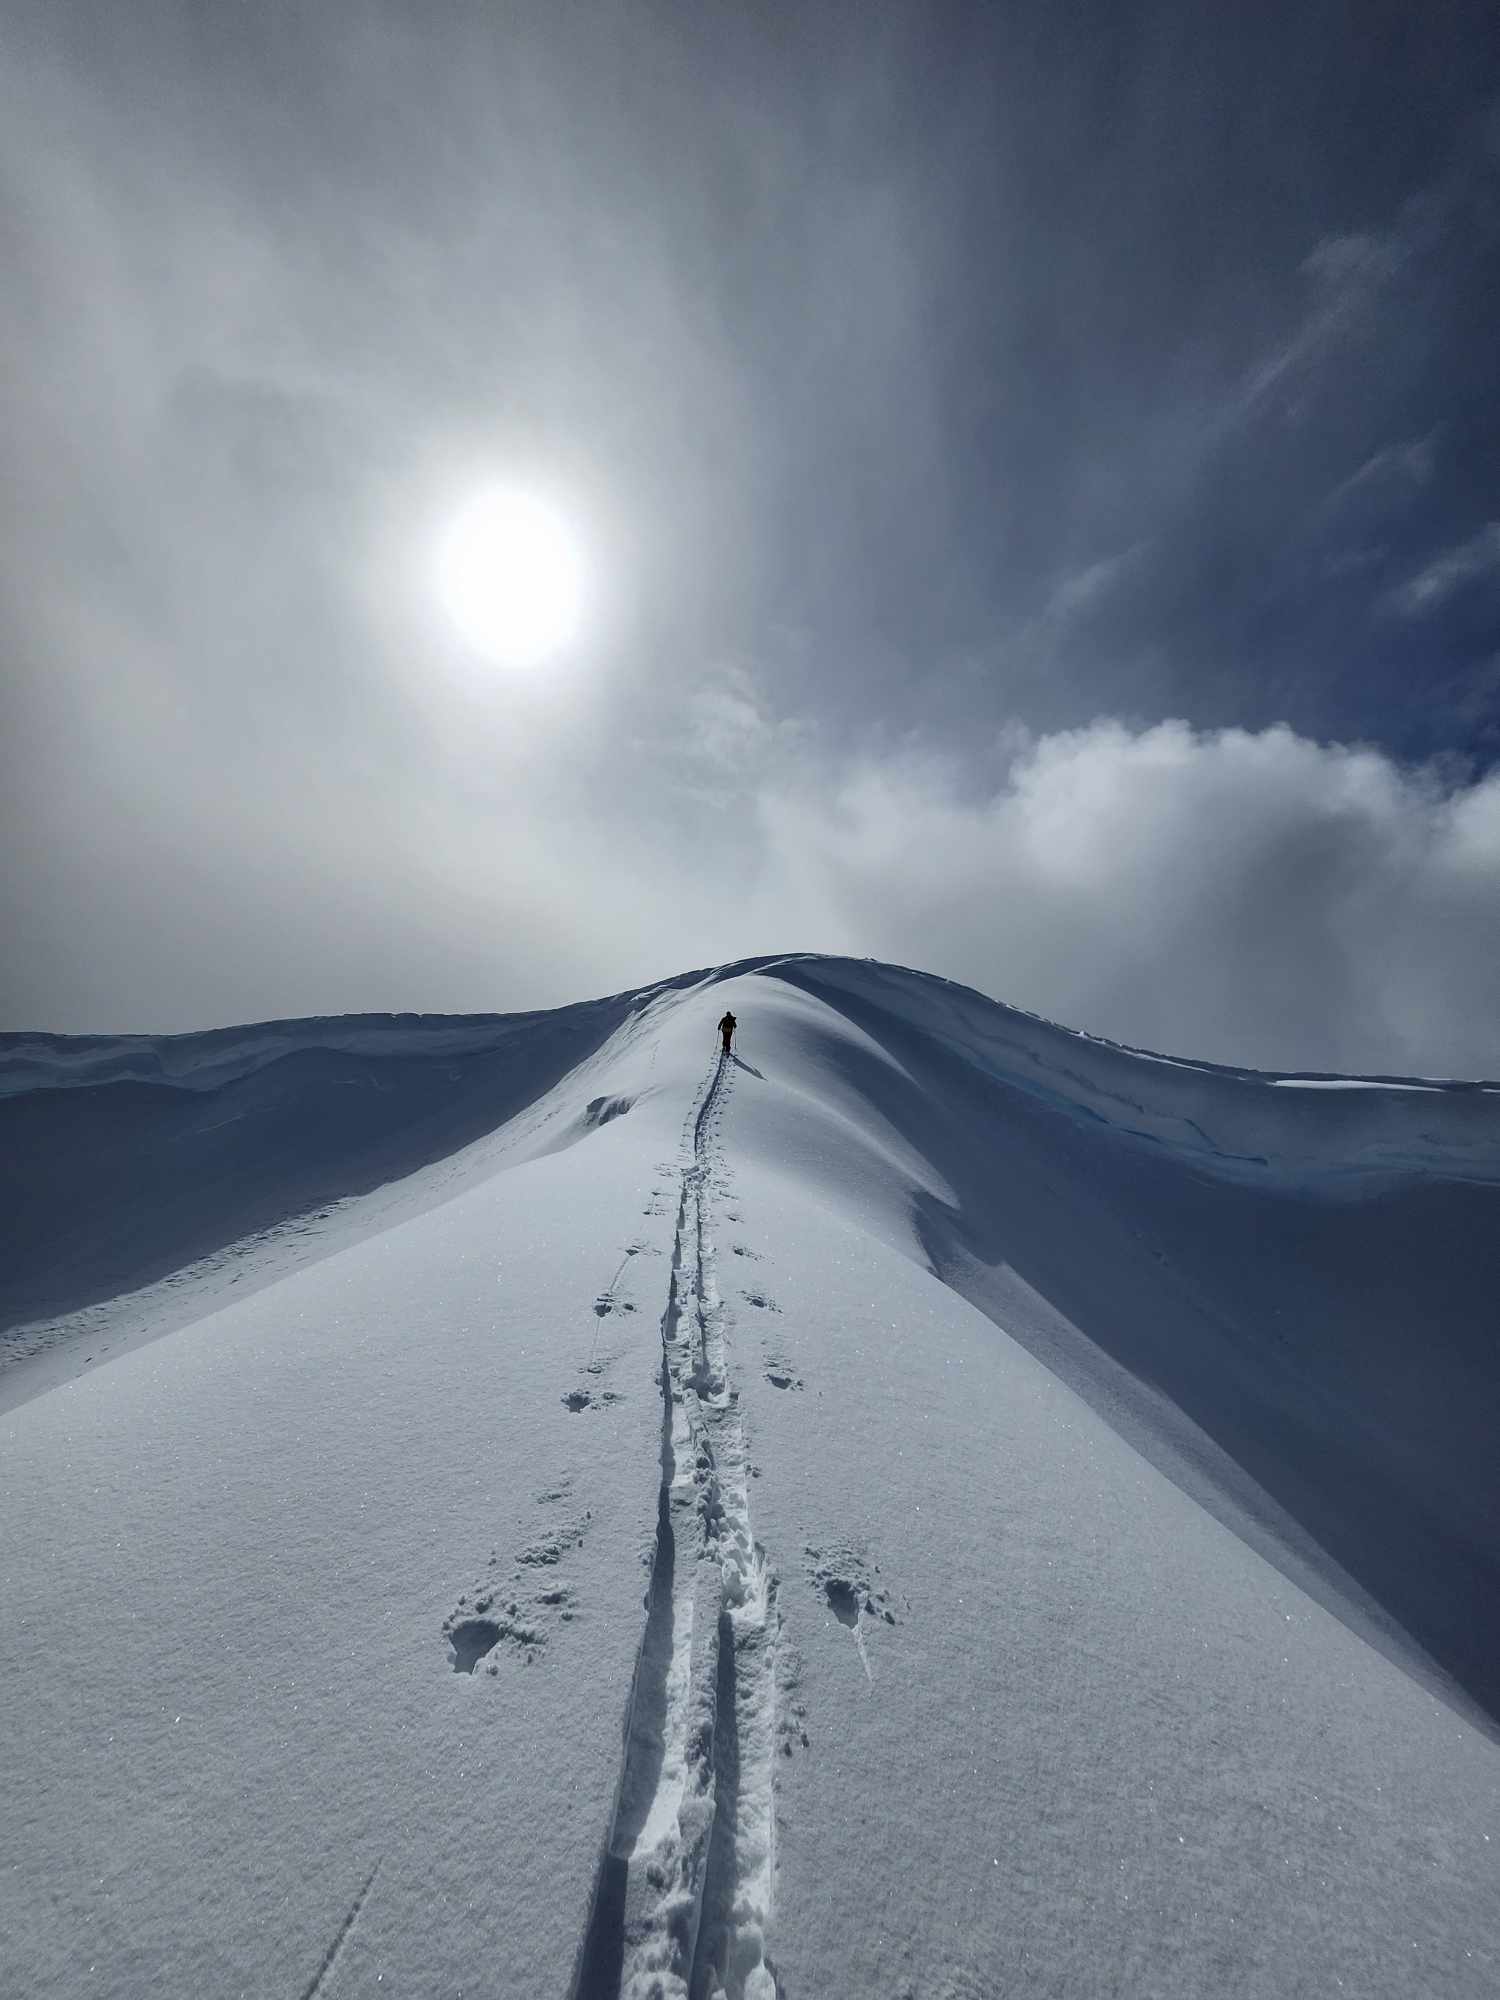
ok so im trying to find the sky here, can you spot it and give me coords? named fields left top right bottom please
left=4, top=0, right=1500, bottom=1073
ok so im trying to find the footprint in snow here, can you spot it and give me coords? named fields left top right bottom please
left=804, top=1541, right=898, bottom=1629
left=518, top=1520, right=588, bottom=1567
left=776, top=1644, right=812, bottom=1758
left=447, top=1615, right=506, bottom=1672
left=562, top=1388, right=625, bottom=1411
left=743, top=1291, right=780, bottom=1312
left=823, top=1579, right=862, bottom=1628
left=443, top=1595, right=545, bottom=1670
left=444, top=1517, right=594, bottom=1671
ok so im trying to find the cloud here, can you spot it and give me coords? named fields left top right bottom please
left=1038, top=547, right=1147, bottom=626
left=1243, top=233, right=1403, bottom=406
left=748, top=718, right=1500, bottom=1076
left=687, top=667, right=777, bottom=772
left=4, top=9, right=1498, bottom=1074
left=1334, top=431, right=1439, bottom=503
left=1388, top=523, right=1500, bottom=617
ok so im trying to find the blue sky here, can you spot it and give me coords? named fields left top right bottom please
left=3, top=1, right=1499, bottom=1069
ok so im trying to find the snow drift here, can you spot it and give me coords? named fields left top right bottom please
left=3, top=955, right=1497, bottom=1998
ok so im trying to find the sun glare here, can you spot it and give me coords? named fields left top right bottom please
left=434, top=487, right=584, bottom=667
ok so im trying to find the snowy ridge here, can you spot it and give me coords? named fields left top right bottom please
left=574, top=1050, right=780, bottom=2000
left=5, top=957, right=1500, bottom=1997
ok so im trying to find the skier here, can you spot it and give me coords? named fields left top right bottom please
left=718, top=1009, right=737, bottom=1055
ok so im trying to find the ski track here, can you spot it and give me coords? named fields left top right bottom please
left=573, top=1050, right=781, bottom=2000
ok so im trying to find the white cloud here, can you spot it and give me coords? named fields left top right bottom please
left=1239, top=229, right=1406, bottom=418
left=1319, top=431, right=1439, bottom=523
left=1388, top=523, right=1500, bottom=617
left=747, top=719, right=1500, bottom=1076
left=688, top=667, right=774, bottom=770
left=1041, top=548, right=1140, bottom=622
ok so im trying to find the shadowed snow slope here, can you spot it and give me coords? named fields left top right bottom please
left=3, top=956, right=1498, bottom=1999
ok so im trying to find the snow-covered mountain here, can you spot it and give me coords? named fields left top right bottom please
left=4, top=954, right=1498, bottom=1998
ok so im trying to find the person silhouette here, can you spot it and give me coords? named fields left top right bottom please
left=718, top=1010, right=736, bottom=1055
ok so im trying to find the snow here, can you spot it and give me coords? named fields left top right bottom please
left=3, top=956, right=1498, bottom=1997
left=1268, top=1076, right=1500, bottom=1095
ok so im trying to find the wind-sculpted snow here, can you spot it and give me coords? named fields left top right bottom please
left=731, top=957, right=1500, bottom=1730
left=0, top=1012, right=570, bottom=1099
left=4, top=957, right=1499, bottom=1997
left=780, top=956, right=1500, bottom=1187
left=0, top=1005, right=620, bottom=1357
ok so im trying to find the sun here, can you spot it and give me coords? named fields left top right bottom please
left=433, top=486, right=584, bottom=667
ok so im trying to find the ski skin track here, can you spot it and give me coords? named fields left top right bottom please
left=571, top=1049, right=781, bottom=2000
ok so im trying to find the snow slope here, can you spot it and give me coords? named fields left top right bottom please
left=3, top=957, right=1498, bottom=1998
